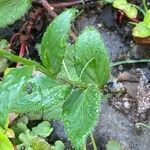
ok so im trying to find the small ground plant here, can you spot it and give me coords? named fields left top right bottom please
left=133, top=10, right=150, bottom=37
left=112, top=0, right=150, bottom=38
left=13, top=120, right=64, bottom=149
left=0, top=8, right=110, bottom=149
left=113, top=0, right=138, bottom=19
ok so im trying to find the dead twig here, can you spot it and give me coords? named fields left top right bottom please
left=38, top=0, right=57, bottom=17
left=50, top=1, right=82, bottom=8
left=37, top=0, right=77, bottom=40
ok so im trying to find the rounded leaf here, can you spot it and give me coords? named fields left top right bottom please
left=113, top=0, right=127, bottom=10
left=143, top=10, right=150, bottom=29
left=0, top=132, right=13, bottom=150
left=132, top=22, right=150, bottom=38
left=41, top=9, right=77, bottom=77
left=74, top=27, right=110, bottom=87
left=0, top=0, right=32, bottom=27
left=124, top=4, right=137, bottom=19
left=63, top=85, right=102, bottom=149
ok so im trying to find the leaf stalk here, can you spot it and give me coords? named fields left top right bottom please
left=90, top=133, right=97, bottom=150
left=0, top=49, right=51, bottom=76
left=111, top=59, right=150, bottom=67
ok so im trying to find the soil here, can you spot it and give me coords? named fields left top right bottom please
left=0, top=1, right=150, bottom=150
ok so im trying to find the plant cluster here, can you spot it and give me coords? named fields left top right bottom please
left=0, top=1, right=110, bottom=149
left=112, top=0, right=150, bottom=38
left=14, top=120, right=64, bottom=150
left=113, top=0, right=138, bottom=19
left=0, top=118, right=65, bottom=150
left=133, top=10, right=150, bottom=37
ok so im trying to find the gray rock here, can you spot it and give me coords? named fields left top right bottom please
left=94, top=102, right=150, bottom=150
left=49, top=120, right=73, bottom=150
left=101, top=30, right=129, bottom=61
left=131, top=44, right=150, bottom=59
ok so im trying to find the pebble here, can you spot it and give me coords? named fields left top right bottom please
left=118, top=65, right=123, bottom=71
left=123, top=101, right=130, bottom=109
left=117, top=71, right=130, bottom=81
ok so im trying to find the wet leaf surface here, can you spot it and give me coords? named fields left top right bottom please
left=41, top=9, right=77, bottom=77
left=74, top=27, right=110, bottom=87
left=0, top=0, right=32, bottom=27
left=62, top=84, right=101, bottom=149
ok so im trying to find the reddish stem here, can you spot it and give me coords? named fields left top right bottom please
left=39, top=0, right=77, bottom=40
left=39, top=0, right=57, bottom=17
left=9, top=33, right=19, bottom=48
left=129, top=18, right=139, bottom=23
left=116, top=10, right=139, bottom=25
left=19, top=43, right=26, bottom=57
left=50, top=1, right=81, bottom=8
left=16, top=43, right=27, bottom=67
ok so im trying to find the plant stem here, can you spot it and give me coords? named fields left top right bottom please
left=62, top=60, right=72, bottom=80
left=0, top=49, right=87, bottom=89
left=84, top=144, right=87, bottom=150
left=90, top=133, right=97, bottom=150
left=36, top=0, right=77, bottom=40
left=58, top=77, right=87, bottom=90
left=80, top=57, right=94, bottom=78
left=39, top=0, right=57, bottom=17
left=17, top=43, right=27, bottom=67
left=142, top=0, right=148, bottom=12
left=111, top=59, right=150, bottom=67
left=136, top=123, right=150, bottom=129
left=50, top=1, right=82, bottom=8
left=0, top=49, right=51, bottom=76
left=128, top=21, right=138, bottom=26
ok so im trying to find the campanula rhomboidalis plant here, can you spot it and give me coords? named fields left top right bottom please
left=0, top=9, right=110, bottom=149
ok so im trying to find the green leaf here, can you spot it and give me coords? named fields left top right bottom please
left=0, top=66, right=33, bottom=129
left=0, top=0, right=32, bottom=28
left=143, top=10, right=150, bottom=29
left=62, top=84, right=102, bottom=149
left=0, top=57, right=8, bottom=73
left=43, top=99, right=65, bottom=120
left=30, top=137, right=53, bottom=150
left=12, top=122, right=28, bottom=144
left=11, top=74, right=71, bottom=114
left=28, top=99, right=65, bottom=121
left=132, top=22, right=150, bottom=37
left=17, top=122, right=64, bottom=150
left=31, top=121, right=53, bottom=138
left=18, top=129, right=53, bottom=150
left=54, top=141, right=65, bottom=150
left=59, top=45, right=81, bottom=82
left=113, top=0, right=137, bottom=19
left=0, top=39, right=9, bottom=49
left=74, top=27, right=110, bottom=87
left=104, top=0, right=115, bottom=3
left=41, top=9, right=77, bottom=76
left=0, top=40, right=10, bottom=73
left=132, top=10, right=150, bottom=38
left=113, top=0, right=127, bottom=10
left=124, top=4, right=137, bottom=19
left=0, top=66, right=71, bottom=129
left=0, top=132, right=14, bottom=150
left=106, top=139, right=122, bottom=150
